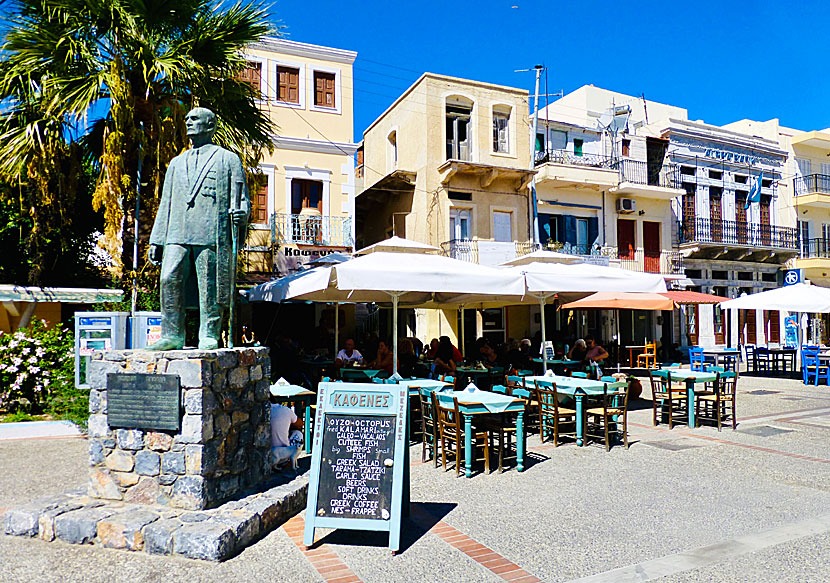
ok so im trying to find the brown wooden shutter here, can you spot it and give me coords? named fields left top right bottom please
left=277, top=67, right=300, bottom=103
left=315, top=73, right=324, bottom=105
left=314, top=72, right=336, bottom=107
left=253, top=180, right=268, bottom=224
left=765, top=310, right=780, bottom=343
left=278, top=67, right=288, bottom=101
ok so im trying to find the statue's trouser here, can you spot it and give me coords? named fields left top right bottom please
left=160, top=244, right=223, bottom=345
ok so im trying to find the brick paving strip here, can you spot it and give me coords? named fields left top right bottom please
left=281, top=514, right=363, bottom=583
left=409, top=504, right=543, bottom=583
left=561, top=512, right=830, bottom=583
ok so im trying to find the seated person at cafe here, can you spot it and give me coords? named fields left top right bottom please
left=433, top=336, right=458, bottom=377
left=368, top=339, right=395, bottom=374
left=568, top=338, right=588, bottom=362
left=398, top=338, right=419, bottom=378
left=269, top=398, right=304, bottom=470
left=443, top=335, right=464, bottom=363
left=480, top=341, right=507, bottom=369
left=584, top=335, right=609, bottom=363
left=425, top=338, right=439, bottom=359
left=335, top=338, right=363, bottom=368
left=506, top=338, right=531, bottom=371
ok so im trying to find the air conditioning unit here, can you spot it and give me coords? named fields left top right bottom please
left=617, top=198, right=636, bottom=214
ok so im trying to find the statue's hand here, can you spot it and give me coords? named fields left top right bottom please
left=229, top=208, right=247, bottom=227
left=148, top=244, right=163, bottom=266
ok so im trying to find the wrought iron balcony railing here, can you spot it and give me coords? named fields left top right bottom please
left=270, top=212, right=353, bottom=247
left=679, top=217, right=798, bottom=250
left=602, top=248, right=684, bottom=275
left=534, top=148, right=615, bottom=168
left=441, top=240, right=541, bottom=267
left=794, top=174, right=830, bottom=196
left=801, top=237, right=830, bottom=259
left=618, top=159, right=682, bottom=189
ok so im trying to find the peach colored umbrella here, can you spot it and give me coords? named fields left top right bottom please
left=560, top=292, right=674, bottom=311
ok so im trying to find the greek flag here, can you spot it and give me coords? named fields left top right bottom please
left=744, top=171, right=763, bottom=209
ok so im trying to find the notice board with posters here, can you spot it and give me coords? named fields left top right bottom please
left=303, top=382, right=409, bottom=552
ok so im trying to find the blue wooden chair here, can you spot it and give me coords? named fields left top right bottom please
left=803, top=349, right=829, bottom=385
left=572, top=371, right=588, bottom=378
left=491, top=384, right=507, bottom=394
left=689, top=347, right=705, bottom=371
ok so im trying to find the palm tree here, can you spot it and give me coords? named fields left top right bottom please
left=0, top=0, right=277, bottom=280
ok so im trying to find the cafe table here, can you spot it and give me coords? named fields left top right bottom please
left=395, top=378, right=452, bottom=397
left=269, top=383, right=315, bottom=453
left=531, top=358, right=581, bottom=374
left=436, top=390, right=526, bottom=478
left=526, top=374, right=626, bottom=446
left=652, top=368, right=735, bottom=428
left=340, top=368, right=382, bottom=381
left=701, top=347, right=740, bottom=371
left=626, top=345, right=648, bottom=366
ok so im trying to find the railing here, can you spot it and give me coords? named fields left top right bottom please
left=270, top=213, right=353, bottom=247
left=441, top=240, right=541, bottom=267
left=602, top=248, right=684, bottom=275
left=618, top=159, right=681, bottom=189
left=679, top=217, right=798, bottom=249
left=794, top=174, right=830, bottom=196
left=534, top=148, right=615, bottom=168
left=801, top=237, right=830, bottom=259
left=541, top=242, right=610, bottom=266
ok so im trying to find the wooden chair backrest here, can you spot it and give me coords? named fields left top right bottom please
left=534, top=380, right=560, bottom=415
left=572, top=371, right=588, bottom=379
left=689, top=347, right=705, bottom=371
left=436, top=395, right=462, bottom=435
left=419, top=388, right=436, bottom=426
left=648, top=370, right=670, bottom=399
left=643, top=342, right=656, bottom=355
left=491, top=384, right=507, bottom=395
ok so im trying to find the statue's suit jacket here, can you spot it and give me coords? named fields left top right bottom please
left=150, top=143, right=250, bottom=307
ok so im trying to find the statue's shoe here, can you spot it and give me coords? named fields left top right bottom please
left=147, top=337, right=184, bottom=351
left=198, top=338, right=220, bottom=350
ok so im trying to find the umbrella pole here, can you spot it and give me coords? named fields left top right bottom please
left=616, top=308, right=620, bottom=373
left=392, top=293, right=400, bottom=375
left=539, top=296, right=548, bottom=372
left=460, top=305, right=465, bottom=359
left=334, top=302, right=339, bottom=360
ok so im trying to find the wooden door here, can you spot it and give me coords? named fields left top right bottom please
left=765, top=310, right=780, bottom=343
left=710, top=190, right=723, bottom=242
left=739, top=309, right=757, bottom=344
left=735, top=192, right=748, bottom=243
left=682, top=191, right=696, bottom=240
left=760, top=196, right=771, bottom=245
left=617, top=219, right=636, bottom=260
left=643, top=221, right=661, bottom=273
left=686, top=305, right=699, bottom=345
left=713, top=305, right=725, bottom=344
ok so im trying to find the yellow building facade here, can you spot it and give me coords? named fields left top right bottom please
left=241, top=38, right=358, bottom=277
left=357, top=74, right=536, bottom=349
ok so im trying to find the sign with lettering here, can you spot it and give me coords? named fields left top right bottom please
left=303, top=382, right=409, bottom=552
left=107, top=373, right=181, bottom=431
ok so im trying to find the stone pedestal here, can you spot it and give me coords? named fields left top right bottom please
left=86, top=347, right=272, bottom=510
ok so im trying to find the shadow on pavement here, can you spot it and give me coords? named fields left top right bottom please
left=312, top=501, right=457, bottom=553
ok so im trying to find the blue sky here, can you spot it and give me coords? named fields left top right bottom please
left=271, top=0, right=830, bottom=143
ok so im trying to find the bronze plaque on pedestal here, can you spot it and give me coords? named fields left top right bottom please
left=107, top=373, right=181, bottom=431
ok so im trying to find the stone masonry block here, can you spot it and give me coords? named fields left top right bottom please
left=146, top=432, right=174, bottom=451
left=211, top=510, right=261, bottom=548
left=143, top=518, right=182, bottom=555
left=184, top=389, right=216, bottom=415
left=124, top=476, right=161, bottom=505
left=168, top=359, right=212, bottom=388
left=171, top=476, right=207, bottom=510
left=87, top=360, right=123, bottom=391
left=54, top=507, right=115, bottom=544
left=88, top=469, right=123, bottom=500
left=105, top=450, right=135, bottom=472
left=87, top=414, right=109, bottom=438
left=135, top=450, right=161, bottom=476
left=238, top=349, right=256, bottom=366
left=179, top=414, right=213, bottom=444
left=162, top=452, right=186, bottom=475
left=228, top=367, right=248, bottom=389
left=249, top=364, right=263, bottom=381
left=116, top=429, right=145, bottom=450
left=89, top=440, right=105, bottom=465
left=216, top=350, right=238, bottom=369
left=97, top=510, right=160, bottom=550
left=173, top=522, right=235, bottom=561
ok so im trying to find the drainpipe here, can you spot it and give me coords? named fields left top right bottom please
left=529, top=65, right=542, bottom=245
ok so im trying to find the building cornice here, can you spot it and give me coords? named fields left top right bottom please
left=251, top=37, right=357, bottom=64
left=664, top=119, right=787, bottom=158
left=272, top=135, right=358, bottom=156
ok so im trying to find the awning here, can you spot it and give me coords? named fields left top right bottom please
left=560, top=292, right=674, bottom=311
left=0, top=285, right=123, bottom=303
left=660, top=290, right=729, bottom=305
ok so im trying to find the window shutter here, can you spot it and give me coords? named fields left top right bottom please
left=278, top=68, right=288, bottom=101
left=253, top=181, right=268, bottom=224
left=288, top=68, right=299, bottom=103
left=315, top=74, right=324, bottom=105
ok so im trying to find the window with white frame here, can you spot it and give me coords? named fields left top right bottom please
left=492, top=106, right=510, bottom=154
left=493, top=211, right=512, bottom=242
left=450, top=208, right=471, bottom=240
left=277, top=66, right=300, bottom=104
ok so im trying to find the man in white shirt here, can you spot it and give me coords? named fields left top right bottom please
left=335, top=338, right=363, bottom=367
left=269, top=399, right=303, bottom=470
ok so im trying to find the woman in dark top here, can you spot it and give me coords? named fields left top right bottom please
left=398, top=338, right=419, bottom=378
left=433, top=336, right=457, bottom=376
left=568, top=339, right=588, bottom=362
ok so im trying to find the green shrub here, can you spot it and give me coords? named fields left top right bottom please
left=0, top=320, right=86, bottom=428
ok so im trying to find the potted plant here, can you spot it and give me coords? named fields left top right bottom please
left=626, top=375, right=643, bottom=400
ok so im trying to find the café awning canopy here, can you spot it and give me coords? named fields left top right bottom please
left=509, top=262, right=668, bottom=295
left=354, top=236, right=439, bottom=255
left=661, top=290, right=729, bottom=305
left=560, top=292, right=674, bottom=311
left=719, top=282, right=830, bottom=313
left=500, top=249, right=583, bottom=266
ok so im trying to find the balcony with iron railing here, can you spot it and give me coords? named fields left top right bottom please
left=617, top=159, right=682, bottom=190
left=799, top=238, right=830, bottom=259
left=794, top=174, right=830, bottom=198
left=270, top=212, right=354, bottom=248
left=440, top=240, right=538, bottom=267
left=679, top=217, right=798, bottom=251
left=533, top=148, right=619, bottom=189
left=602, top=248, right=684, bottom=275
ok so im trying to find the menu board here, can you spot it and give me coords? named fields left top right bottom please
left=303, top=382, right=408, bottom=552
left=315, top=414, right=395, bottom=520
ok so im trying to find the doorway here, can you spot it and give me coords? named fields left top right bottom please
left=643, top=221, right=660, bottom=273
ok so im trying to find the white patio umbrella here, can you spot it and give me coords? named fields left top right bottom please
left=500, top=249, right=584, bottom=266
left=248, top=249, right=527, bottom=374
left=354, top=236, right=439, bottom=255
left=505, top=262, right=668, bottom=370
left=719, top=283, right=830, bottom=313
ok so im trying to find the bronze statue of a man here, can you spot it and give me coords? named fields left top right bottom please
left=147, top=107, right=249, bottom=350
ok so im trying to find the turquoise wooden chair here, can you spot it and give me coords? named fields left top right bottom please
left=572, top=371, right=588, bottom=379
left=689, top=347, right=705, bottom=371
left=491, top=384, right=507, bottom=394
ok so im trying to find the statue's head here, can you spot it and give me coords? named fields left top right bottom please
left=185, top=107, right=217, bottom=143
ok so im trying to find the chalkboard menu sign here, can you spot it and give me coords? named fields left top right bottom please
left=303, top=382, right=409, bottom=552
left=107, top=373, right=181, bottom=431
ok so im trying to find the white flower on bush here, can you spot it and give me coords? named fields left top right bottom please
left=36, top=347, right=45, bottom=357
left=22, top=347, right=30, bottom=355
left=8, top=365, right=18, bottom=373
left=30, top=366, right=41, bottom=373
left=27, top=356, right=37, bottom=364
left=12, top=357, right=22, bottom=366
